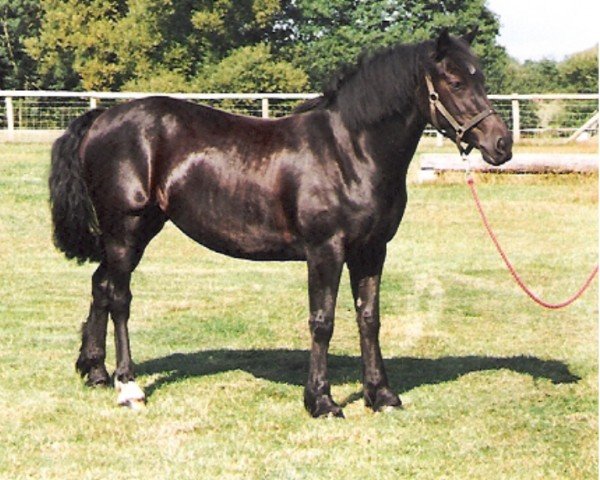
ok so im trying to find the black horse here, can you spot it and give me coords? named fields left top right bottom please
left=49, top=30, right=512, bottom=417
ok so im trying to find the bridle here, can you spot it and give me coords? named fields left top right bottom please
left=425, top=73, right=498, bottom=156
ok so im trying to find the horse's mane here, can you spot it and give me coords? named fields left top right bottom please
left=295, top=40, right=434, bottom=129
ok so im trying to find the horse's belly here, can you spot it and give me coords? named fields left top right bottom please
left=164, top=186, right=304, bottom=261
left=173, top=221, right=305, bottom=261
left=176, top=219, right=304, bottom=261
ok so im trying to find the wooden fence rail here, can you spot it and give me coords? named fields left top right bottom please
left=0, top=90, right=597, bottom=143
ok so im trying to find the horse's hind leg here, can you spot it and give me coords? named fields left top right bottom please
left=103, top=207, right=166, bottom=409
left=106, top=263, right=144, bottom=409
left=76, top=205, right=165, bottom=407
left=76, top=262, right=111, bottom=386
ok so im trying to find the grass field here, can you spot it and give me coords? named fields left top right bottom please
left=0, top=142, right=597, bottom=479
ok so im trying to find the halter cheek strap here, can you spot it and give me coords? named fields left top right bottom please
left=424, top=73, right=498, bottom=156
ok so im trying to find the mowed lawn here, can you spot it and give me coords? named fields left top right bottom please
left=0, top=143, right=597, bottom=479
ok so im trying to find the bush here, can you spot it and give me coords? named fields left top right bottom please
left=198, top=44, right=308, bottom=93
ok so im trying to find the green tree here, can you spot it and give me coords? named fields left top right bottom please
left=501, top=48, right=598, bottom=133
left=274, top=0, right=509, bottom=91
left=0, top=0, right=41, bottom=89
left=503, top=47, right=598, bottom=94
left=190, top=0, right=281, bottom=62
left=25, top=0, right=169, bottom=90
left=25, top=0, right=293, bottom=91
left=507, top=59, right=563, bottom=94
left=25, top=0, right=511, bottom=94
left=558, top=46, right=598, bottom=93
left=199, top=43, right=308, bottom=93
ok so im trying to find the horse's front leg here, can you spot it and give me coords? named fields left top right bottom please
left=304, top=237, right=345, bottom=418
left=348, top=245, right=402, bottom=411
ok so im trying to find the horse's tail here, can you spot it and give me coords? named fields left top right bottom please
left=49, top=109, right=105, bottom=264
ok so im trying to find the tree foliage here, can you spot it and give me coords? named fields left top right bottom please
left=200, top=44, right=308, bottom=93
left=25, top=0, right=169, bottom=90
left=3, top=0, right=596, bottom=94
left=0, top=0, right=41, bottom=89
left=505, top=46, right=599, bottom=94
left=275, top=0, right=510, bottom=92
left=558, top=46, right=599, bottom=93
left=24, top=0, right=302, bottom=92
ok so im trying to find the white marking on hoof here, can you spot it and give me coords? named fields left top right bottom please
left=115, top=379, right=146, bottom=410
left=381, top=405, right=397, bottom=414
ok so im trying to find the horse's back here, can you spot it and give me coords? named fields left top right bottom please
left=82, top=96, right=277, bottom=151
left=80, top=96, right=286, bottom=204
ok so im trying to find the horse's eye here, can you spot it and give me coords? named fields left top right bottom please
left=449, top=80, right=463, bottom=91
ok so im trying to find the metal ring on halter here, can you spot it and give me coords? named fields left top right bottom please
left=461, top=150, right=472, bottom=181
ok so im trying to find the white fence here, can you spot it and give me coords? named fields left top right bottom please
left=0, top=90, right=598, bottom=142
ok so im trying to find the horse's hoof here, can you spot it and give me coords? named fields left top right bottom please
left=76, top=356, right=110, bottom=386
left=86, top=377, right=110, bottom=388
left=86, top=369, right=111, bottom=387
left=367, top=387, right=402, bottom=412
left=306, top=395, right=345, bottom=419
left=115, top=380, right=146, bottom=411
left=326, top=409, right=345, bottom=419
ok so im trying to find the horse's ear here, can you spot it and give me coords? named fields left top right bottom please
left=462, top=27, right=478, bottom=45
left=434, top=28, right=451, bottom=61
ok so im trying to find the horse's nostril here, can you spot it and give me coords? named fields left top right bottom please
left=496, top=137, right=506, bottom=153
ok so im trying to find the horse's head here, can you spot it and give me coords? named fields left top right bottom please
left=423, top=30, right=512, bottom=166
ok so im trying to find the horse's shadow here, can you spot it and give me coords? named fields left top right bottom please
left=137, top=349, right=580, bottom=404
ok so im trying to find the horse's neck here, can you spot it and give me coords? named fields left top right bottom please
left=361, top=107, right=427, bottom=184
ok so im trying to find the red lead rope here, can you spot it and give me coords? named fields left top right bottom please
left=466, top=175, right=598, bottom=309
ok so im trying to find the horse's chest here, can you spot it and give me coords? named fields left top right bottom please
left=348, top=191, right=407, bottom=244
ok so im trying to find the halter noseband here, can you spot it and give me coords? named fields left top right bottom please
left=425, top=73, right=498, bottom=156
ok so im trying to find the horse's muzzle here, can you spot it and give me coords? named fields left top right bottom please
left=480, top=134, right=513, bottom=166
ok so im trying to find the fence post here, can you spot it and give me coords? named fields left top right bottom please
left=261, top=97, right=269, bottom=118
left=90, top=97, right=98, bottom=110
left=511, top=96, right=521, bottom=143
left=5, top=96, right=14, bottom=141
left=435, top=131, right=443, bottom=147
